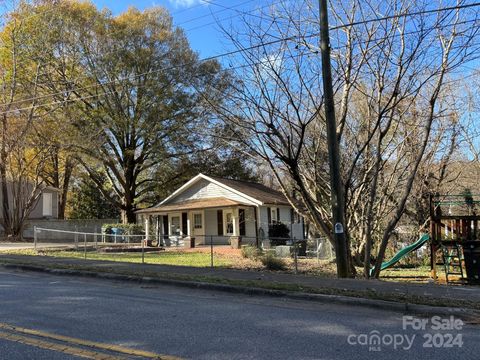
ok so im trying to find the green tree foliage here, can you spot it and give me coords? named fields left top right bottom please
left=149, top=148, right=258, bottom=204
left=67, top=174, right=119, bottom=220
left=14, top=1, right=234, bottom=223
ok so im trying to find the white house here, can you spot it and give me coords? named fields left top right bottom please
left=136, top=174, right=305, bottom=247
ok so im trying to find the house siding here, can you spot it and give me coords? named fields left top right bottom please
left=192, top=207, right=257, bottom=245
left=258, top=206, right=270, bottom=238
left=0, top=184, right=59, bottom=221
left=258, top=205, right=304, bottom=240
left=242, top=207, right=257, bottom=240
left=168, top=179, right=257, bottom=206
left=29, top=190, right=59, bottom=219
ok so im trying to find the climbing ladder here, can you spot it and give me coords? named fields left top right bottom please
left=440, top=242, right=465, bottom=283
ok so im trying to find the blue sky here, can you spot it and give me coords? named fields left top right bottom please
left=92, top=0, right=259, bottom=59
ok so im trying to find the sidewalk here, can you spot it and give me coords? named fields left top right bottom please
left=1, top=254, right=480, bottom=312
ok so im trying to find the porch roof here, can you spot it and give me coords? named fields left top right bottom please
left=136, top=197, right=251, bottom=214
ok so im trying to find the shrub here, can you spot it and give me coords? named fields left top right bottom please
left=101, top=223, right=144, bottom=235
left=241, top=245, right=263, bottom=260
left=261, top=252, right=287, bottom=271
left=268, top=222, right=290, bottom=246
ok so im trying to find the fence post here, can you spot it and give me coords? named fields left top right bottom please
left=210, top=235, right=214, bottom=268
left=34, top=226, right=37, bottom=250
left=141, top=237, right=145, bottom=264
left=84, top=233, right=87, bottom=260
left=75, top=226, right=78, bottom=250
left=94, top=227, right=98, bottom=250
left=293, top=237, right=298, bottom=274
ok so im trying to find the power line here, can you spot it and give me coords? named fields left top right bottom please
left=183, top=0, right=283, bottom=32
left=176, top=0, right=258, bottom=27
left=1, top=1, right=480, bottom=111
left=330, top=1, right=480, bottom=31
left=0, top=50, right=312, bottom=116
left=1, top=0, right=277, bottom=74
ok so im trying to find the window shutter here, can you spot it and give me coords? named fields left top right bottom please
left=239, top=209, right=246, bottom=236
left=217, top=210, right=224, bottom=235
left=162, top=216, right=169, bottom=238
left=290, top=208, right=294, bottom=224
left=182, top=212, right=188, bottom=235
left=267, top=207, right=271, bottom=224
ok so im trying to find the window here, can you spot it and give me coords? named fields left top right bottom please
left=170, top=216, right=180, bottom=235
left=42, top=193, right=53, bottom=217
left=225, top=212, right=234, bottom=235
left=270, top=207, right=278, bottom=223
left=194, top=213, right=202, bottom=229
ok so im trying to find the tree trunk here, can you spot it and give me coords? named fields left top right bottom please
left=57, top=158, right=74, bottom=219
left=121, top=207, right=137, bottom=224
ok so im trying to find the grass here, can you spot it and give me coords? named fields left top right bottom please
left=0, top=248, right=431, bottom=281
left=0, top=249, right=234, bottom=267
left=380, top=266, right=431, bottom=282
left=0, top=248, right=341, bottom=277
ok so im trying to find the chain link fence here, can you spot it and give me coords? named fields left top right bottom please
left=26, top=227, right=335, bottom=274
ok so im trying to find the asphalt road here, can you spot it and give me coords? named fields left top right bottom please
left=0, top=268, right=478, bottom=360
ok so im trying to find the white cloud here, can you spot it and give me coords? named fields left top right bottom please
left=169, top=0, right=208, bottom=8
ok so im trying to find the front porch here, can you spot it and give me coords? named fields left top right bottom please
left=136, top=198, right=259, bottom=248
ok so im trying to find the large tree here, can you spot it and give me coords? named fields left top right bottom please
left=0, top=3, right=55, bottom=238
left=19, top=1, right=231, bottom=223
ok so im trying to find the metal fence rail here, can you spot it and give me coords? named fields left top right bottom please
left=30, top=227, right=334, bottom=272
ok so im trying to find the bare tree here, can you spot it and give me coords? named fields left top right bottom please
left=209, top=0, right=480, bottom=277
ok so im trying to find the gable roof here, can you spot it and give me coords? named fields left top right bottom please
left=158, top=173, right=290, bottom=207
left=208, top=176, right=290, bottom=205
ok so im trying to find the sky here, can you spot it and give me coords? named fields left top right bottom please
left=91, top=0, right=262, bottom=60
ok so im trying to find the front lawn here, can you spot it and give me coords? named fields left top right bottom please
left=0, top=248, right=438, bottom=282
left=1, top=248, right=234, bottom=267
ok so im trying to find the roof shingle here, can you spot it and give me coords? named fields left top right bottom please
left=209, top=176, right=290, bottom=205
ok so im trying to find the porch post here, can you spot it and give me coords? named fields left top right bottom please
left=145, top=217, right=150, bottom=241
left=232, top=208, right=239, bottom=236
left=187, top=212, right=192, bottom=237
left=254, top=206, right=259, bottom=247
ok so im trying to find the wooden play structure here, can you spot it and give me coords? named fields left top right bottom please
left=429, top=193, right=480, bottom=284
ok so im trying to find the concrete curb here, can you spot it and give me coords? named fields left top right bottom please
left=2, top=263, right=478, bottom=319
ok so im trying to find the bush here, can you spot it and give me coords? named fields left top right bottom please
left=241, top=245, right=263, bottom=260
left=102, top=223, right=144, bottom=235
left=268, top=222, right=290, bottom=246
left=260, top=252, right=287, bottom=271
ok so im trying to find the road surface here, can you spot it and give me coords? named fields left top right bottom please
left=0, top=268, right=478, bottom=359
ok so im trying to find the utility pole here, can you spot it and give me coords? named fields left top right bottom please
left=318, top=0, right=349, bottom=278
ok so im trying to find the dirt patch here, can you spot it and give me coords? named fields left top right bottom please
left=165, top=245, right=241, bottom=256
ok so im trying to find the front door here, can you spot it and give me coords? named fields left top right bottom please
left=192, top=211, right=205, bottom=243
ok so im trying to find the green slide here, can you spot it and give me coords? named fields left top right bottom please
left=370, top=234, right=430, bottom=275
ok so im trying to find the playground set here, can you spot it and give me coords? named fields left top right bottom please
left=373, top=193, right=480, bottom=284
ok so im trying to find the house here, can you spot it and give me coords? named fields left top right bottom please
left=0, top=182, right=60, bottom=221
left=136, top=174, right=305, bottom=247
left=29, top=186, right=60, bottom=219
